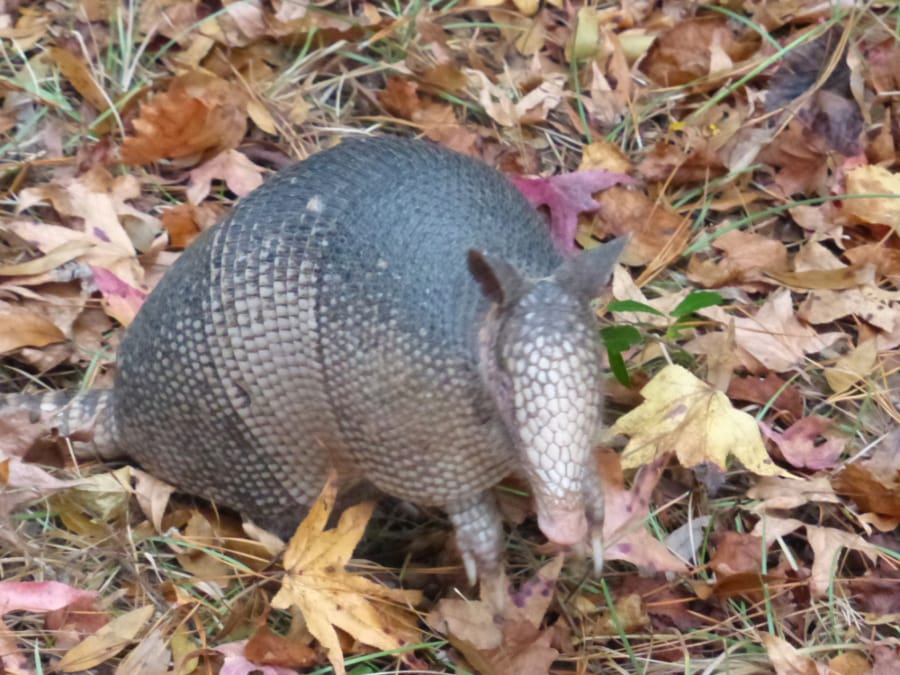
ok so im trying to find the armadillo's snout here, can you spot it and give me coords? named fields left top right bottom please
left=536, top=504, right=588, bottom=547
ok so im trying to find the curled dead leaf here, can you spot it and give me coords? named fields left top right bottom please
left=121, top=70, right=248, bottom=165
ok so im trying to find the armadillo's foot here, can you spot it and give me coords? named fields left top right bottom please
left=584, top=455, right=606, bottom=576
left=462, top=551, right=478, bottom=587
left=479, top=567, right=508, bottom=614
left=591, top=528, right=604, bottom=576
left=446, top=490, right=504, bottom=588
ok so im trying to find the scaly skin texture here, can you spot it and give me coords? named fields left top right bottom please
left=7, top=137, right=626, bottom=582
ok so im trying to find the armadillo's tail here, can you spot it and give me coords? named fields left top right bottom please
left=0, top=388, right=120, bottom=460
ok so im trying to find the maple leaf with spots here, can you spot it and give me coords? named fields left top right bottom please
left=271, top=475, right=422, bottom=675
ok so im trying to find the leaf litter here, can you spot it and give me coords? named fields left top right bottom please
left=0, top=0, right=899, bottom=673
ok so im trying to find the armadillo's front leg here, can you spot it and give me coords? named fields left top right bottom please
left=446, top=490, right=506, bottom=604
left=583, top=456, right=605, bottom=575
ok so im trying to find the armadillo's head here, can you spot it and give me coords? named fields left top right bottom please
left=469, top=237, right=627, bottom=566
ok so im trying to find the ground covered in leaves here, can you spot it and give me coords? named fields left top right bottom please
left=1, top=0, right=899, bottom=673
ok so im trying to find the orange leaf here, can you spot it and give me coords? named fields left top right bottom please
left=121, top=71, right=248, bottom=165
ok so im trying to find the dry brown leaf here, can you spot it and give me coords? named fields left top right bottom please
left=271, top=475, right=421, bottom=675
left=760, top=417, right=847, bottom=471
left=17, top=167, right=155, bottom=255
left=747, top=476, right=840, bottom=511
left=844, top=165, right=900, bottom=231
left=591, top=187, right=688, bottom=265
left=638, top=135, right=728, bottom=185
left=828, top=652, right=874, bottom=675
left=806, top=525, right=879, bottom=598
left=832, top=464, right=900, bottom=521
left=761, top=632, right=824, bottom=675
left=612, top=364, right=785, bottom=477
left=46, top=47, right=114, bottom=132
left=758, top=120, right=831, bottom=197
left=0, top=454, right=81, bottom=522
left=688, top=230, right=789, bottom=288
left=843, top=243, right=900, bottom=280
left=709, top=531, right=765, bottom=577
left=187, top=149, right=265, bottom=204
left=121, top=70, right=248, bottom=165
left=702, top=289, right=843, bottom=372
left=427, top=556, right=563, bottom=675
left=57, top=466, right=133, bottom=524
left=641, top=17, right=759, bottom=86
left=113, top=627, right=170, bottom=675
left=596, top=451, right=688, bottom=573
left=244, top=623, right=317, bottom=670
left=0, top=301, right=66, bottom=353
left=10, top=168, right=162, bottom=324
left=464, top=67, right=565, bottom=128
left=799, top=284, right=896, bottom=329
left=57, top=605, right=155, bottom=672
left=137, top=0, right=201, bottom=40
left=727, top=371, right=805, bottom=421
left=824, top=339, right=878, bottom=394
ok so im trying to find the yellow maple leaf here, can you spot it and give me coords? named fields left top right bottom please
left=611, top=365, right=790, bottom=477
left=271, top=475, right=422, bottom=675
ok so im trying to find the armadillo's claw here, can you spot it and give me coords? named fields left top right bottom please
left=480, top=569, right=508, bottom=615
left=463, top=552, right=478, bottom=587
left=591, top=530, right=604, bottom=576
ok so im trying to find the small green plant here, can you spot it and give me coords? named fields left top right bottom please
left=602, top=290, right=724, bottom=386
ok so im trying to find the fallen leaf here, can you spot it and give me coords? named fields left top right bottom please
left=464, top=67, right=566, bottom=128
left=757, top=120, right=831, bottom=197
left=121, top=70, right=248, bottom=165
left=209, top=641, right=301, bottom=675
left=797, top=285, right=896, bottom=330
left=113, top=627, right=170, bottom=675
left=512, top=170, right=635, bottom=253
left=132, top=469, right=176, bottom=533
left=824, top=339, right=878, bottom=394
left=46, top=46, right=115, bottom=132
left=244, top=623, right=317, bottom=670
left=427, top=556, right=562, bottom=675
left=843, top=243, right=900, bottom=280
left=590, top=187, right=688, bottom=265
left=271, top=475, right=421, bottom=675
left=806, top=525, right=878, bottom=598
left=0, top=580, right=101, bottom=618
left=187, top=149, right=266, bottom=204
left=828, top=651, right=875, bottom=675
left=89, top=266, right=148, bottom=326
left=760, top=417, right=847, bottom=471
left=596, top=450, right=689, bottom=572
left=727, top=372, right=805, bottom=422
left=0, top=454, right=81, bottom=521
left=641, top=17, right=758, bottom=86
left=688, top=230, right=789, bottom=288
left=761, top=632, right=824, bottom=675
left=701, top=289, right=844, bottom=372
left=57, top=605, right=155, bottom=672
left=747, top=475, right=840, bottom=511
left=843, top=165, right=900, bottom=232
left=709, top=531, right=764, bottom=577
left=0, top=301, right=66, bottom=353
left=611, top=364, right=786, bottom=477
left=832, top=464, right=900, bottom=520
left=765, top=27, right=862, bottom=156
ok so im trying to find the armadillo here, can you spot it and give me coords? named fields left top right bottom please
left=8, top=136, right=626, bottom=583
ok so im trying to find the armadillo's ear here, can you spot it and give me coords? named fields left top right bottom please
left=468, top=249, right=524, bottom=306
left=554, top=236, right=628, bottom=298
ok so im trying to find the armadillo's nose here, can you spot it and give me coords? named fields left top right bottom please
left=537, top=505, right=588, bottom=546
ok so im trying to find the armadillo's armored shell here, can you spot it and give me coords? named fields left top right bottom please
left=114, top=137, right=563, bottom=537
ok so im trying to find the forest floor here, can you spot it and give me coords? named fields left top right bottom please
left=1, top=1, right=899, bottom=674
